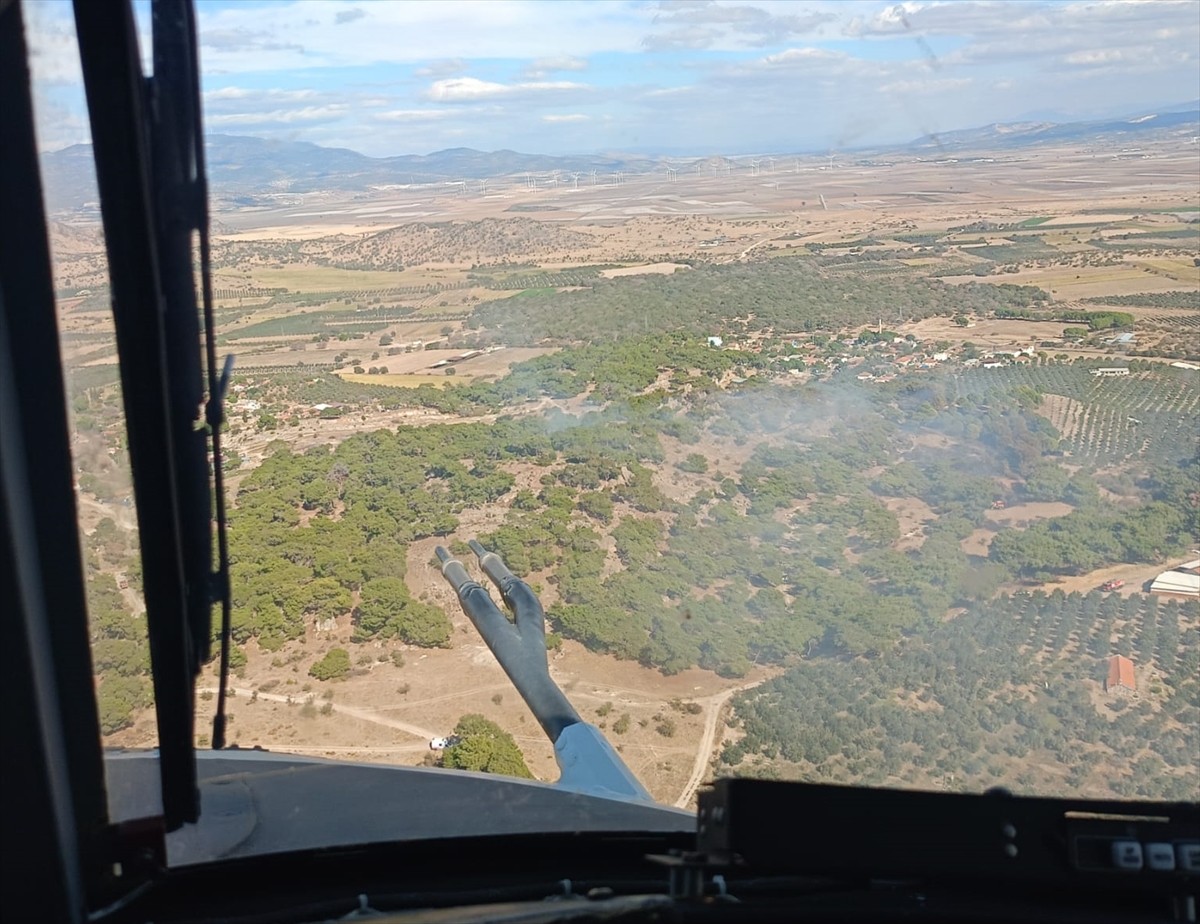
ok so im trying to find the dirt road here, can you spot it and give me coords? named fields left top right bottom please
left=675, top=676, right=772, bottom=808
left=201, top=686, right=441, bottom=741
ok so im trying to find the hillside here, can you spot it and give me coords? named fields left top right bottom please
left=910, top=109, right=1200, bottom=151
left=321, top=218, right=601, bottom=269
left=39, top=135, right=660, bottom=213
left=38, top=106, right=1200, bottom=214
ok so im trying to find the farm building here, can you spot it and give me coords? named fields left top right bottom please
left=1105, top=655, right=1137, bottom=694
left=1090, top=367, right=1130, bottom=377
left=1148, top=559, right=1200, bottom=599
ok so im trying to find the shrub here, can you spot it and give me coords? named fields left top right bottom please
left=308, top=648, right=351, bottom=681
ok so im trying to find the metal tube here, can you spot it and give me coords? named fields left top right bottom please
left=436, top=545, right=580, bottom=742
left=436, top=542, right=653, bottom=801
left=469, top=539, right=545, bottom=638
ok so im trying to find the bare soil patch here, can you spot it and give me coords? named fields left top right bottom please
left=1034, top=561, right=1173, bottom=597
left=882, top=495, right=936, bottom=550
left=960, top=527, right=995, bottom=557
left=902, top=316, right=1067, bottom=347
left=984, top=501, right=1072, bottom=527
left=336, top=347, right=555, bottom=383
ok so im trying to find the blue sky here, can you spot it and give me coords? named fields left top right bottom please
left=25, top=0, right=1200, bottom=156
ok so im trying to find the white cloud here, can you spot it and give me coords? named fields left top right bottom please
left=849, top=0, right=1198, bottom=82
left=644, top=0, right=838, bottom=50
left=643, top=85, right=697, bottom=97
left=880, top=75, right=971, bottom=95
left=16, top=0, right=1200, bottom=159
left=523, top=55, right=589, bottom=78
left=760, top=47, right=848, bottom=67
left=375, top=109, right=460, bottom=122
left=1065, top=48, right=1134, bottom=67
left=207, top=105, right=349, bottom=127
left=425, top=77, right=590, bottom=102
left=194, top=1, right=654, bottom=74
left=414, top=59, right=468, bottom=78
left=205, top=87, right=320, bottom=102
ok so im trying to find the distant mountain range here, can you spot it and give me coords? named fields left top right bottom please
left=909, top=107, right=1199, bottom=152
left=39, top=135, right=660, bottom=212
left=39, top=106, right=1199, bottom=213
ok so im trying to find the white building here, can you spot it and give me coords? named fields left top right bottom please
left=1091, top=367, right=1130, bottom=377
left=1148, top=561, right=1200, bottom=599
left=707, top=336, right=723, bottom=347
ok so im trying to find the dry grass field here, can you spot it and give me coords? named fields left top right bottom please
left=335, top=346, right=555, bottom=381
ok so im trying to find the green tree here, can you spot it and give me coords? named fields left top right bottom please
left=97, top=675, right=151, bottom=734
left=441, top=714, right=533, bottom=778
left=356, top=578, right=452, bottom=647
left=309, top=648, right=351, bottom=681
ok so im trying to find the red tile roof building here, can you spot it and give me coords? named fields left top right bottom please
left=1105, top=655, right=1136, bottom=693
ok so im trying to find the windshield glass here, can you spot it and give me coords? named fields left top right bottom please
left=29, top=0, right=1199, bottom=861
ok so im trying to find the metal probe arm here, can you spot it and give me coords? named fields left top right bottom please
left=436, top=541, right=652, bottom=803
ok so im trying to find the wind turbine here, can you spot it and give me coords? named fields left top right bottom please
left=750, top=159, right=761, bottom=176
left=479, top=178, right=489, bottom=195
left=570, top=172, right=581, bottom=190
left=768, top=156, right=776, bottom=174
left=590, top=169, right=598, bottom=186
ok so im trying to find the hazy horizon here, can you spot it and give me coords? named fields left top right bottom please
left=25, top=0, right=1200, bottom=157
left=37, top=99, right=1200, bottom=162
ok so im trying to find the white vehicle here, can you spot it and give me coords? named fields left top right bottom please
left=429, top=737, right=449, bottom=750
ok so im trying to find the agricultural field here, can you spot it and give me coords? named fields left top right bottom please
left=953, top=363, right=1199, bottom=468
left=725, top=591, right=1198, bottom=800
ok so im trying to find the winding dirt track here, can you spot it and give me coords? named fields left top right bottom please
left=200, top=686, right=441, bottom=741
left=204, top=673, right=771, bottom=807
left=675, top=676, right=771, bottom=808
